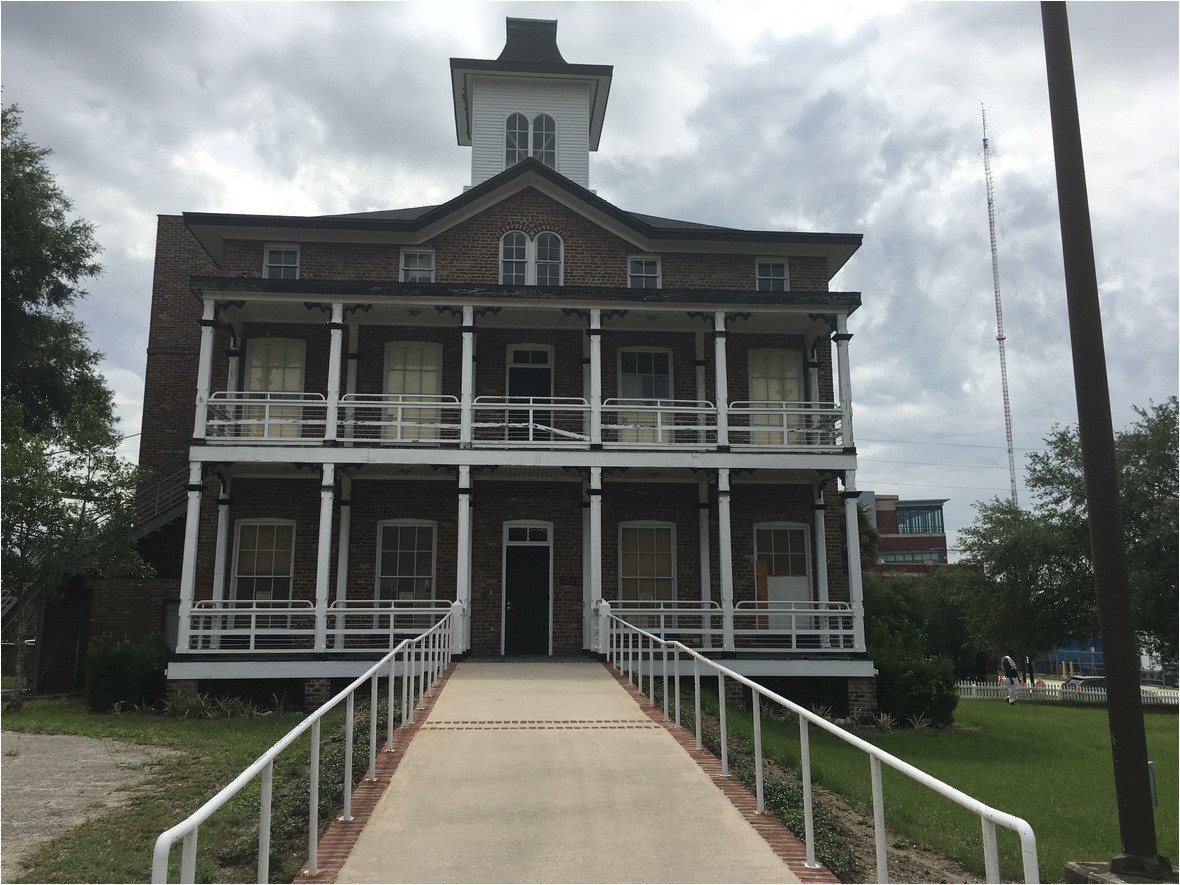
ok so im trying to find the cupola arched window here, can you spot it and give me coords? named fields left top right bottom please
left=504, top=113, right=557, bottom=170
left=500, top=231, right=563, bottom=286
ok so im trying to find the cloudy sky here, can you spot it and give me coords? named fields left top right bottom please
left=3, top=1, right=1177, bottom=553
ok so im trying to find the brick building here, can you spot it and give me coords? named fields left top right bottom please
left=109, top=18, right=877, bottom=713
left=859, top=492, right=949, bottom=573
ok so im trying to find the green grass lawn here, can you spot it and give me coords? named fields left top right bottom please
left=725, top=697, right=1177, bottom=882
left=0, top=696, right=362, bottom=883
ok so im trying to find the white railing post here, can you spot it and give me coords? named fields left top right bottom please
left=598, top=600, right=611, bottom=658
left=718, top=673, right=729, bottom=777
left=693, top=657, right=702, bottom=750
left=753, top=692, right=764, bottom=812
left=340, top=693, right=354, bottom=822
left=368, top=675, right=378, bottom=781
left=800, top=717, right=819, bottom=869
left=257, top=761, right=273, bottom=885
left=451, top=600, right=464, bottom=654
left=662, top=641, right=669, bottom=721
left=871, top=755, right=888, bottom=883
left=307, top=719, right=321, bottom=875
left=386, top=656, right=396, bottom=751
left=982, top=818, right=1001, bottom=883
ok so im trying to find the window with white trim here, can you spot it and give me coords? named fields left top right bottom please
left=617, top=348, right=672, bottom=443
left=264, top=245, right=299, bottom=280
left=232, top=520, right=295, bottom=601
left=754, top=525, right=809, bottom=578
left=628, top=257, right=662, bottom=289
left=505, top=113, right=557, bottom=169
left=384, top=342, right=442, bottom=441
left=499, top=231, right=563, bottom=286
left=755, top=260, right=789, bottom=292
left=400, top=250, right=435, bottom=283
left=377, top=522, right=436, bottom=600
left=620, top=523, right=675, bottom=601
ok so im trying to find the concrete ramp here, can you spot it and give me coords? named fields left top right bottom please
left=329, top=662, right=815, bottom=884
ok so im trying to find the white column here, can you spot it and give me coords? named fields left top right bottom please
left=842, top=471, right=867, bottom=652
left=325, top=304, right=344, bottom=442
left=806, top=355, right=820, bottom=442
left=695, top=332, right=708, bottom=445
left=342, top=321, right=359, bottom=444
left=717, top=468, right=735, bottom=650
left=456, top=465, right=473, bottom=652
left=834, top=315, right=855, bottom=449
left=589, top=467, right=603, bottom=649
left=460, top=306, right=475, bottom=447
left=334, top=474, right=352, bottom=648
left=192, top=300, right=216, bottom=441
left=698, top=478, right=713, bottom=649
left=314, top=464, right=336, bottom=651
left=589, top=309, right=602, bottom=447
left=226, top=325, right=241, bottom=395
left=812, top=490, right=829, bottom=604
left=211, top=476, right=231, bottom=603
left=713, top=312, right=730, bottom=449
left=176, top=463, right=204, bottom=653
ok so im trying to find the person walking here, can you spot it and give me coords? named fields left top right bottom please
left=1001, top=654, right=1020, bottom=704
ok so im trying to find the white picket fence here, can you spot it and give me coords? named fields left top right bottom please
left=956, top=681, right=1178, bottom=707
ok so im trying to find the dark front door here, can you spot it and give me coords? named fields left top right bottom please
left=507, top=348, right=552, bottom=441
left=504, top=544, right=550, bottom=655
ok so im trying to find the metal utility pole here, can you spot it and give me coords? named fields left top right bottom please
left=982, top=107, right=1019, bottom=505
left=1040, top=2, right=1172, bottom=877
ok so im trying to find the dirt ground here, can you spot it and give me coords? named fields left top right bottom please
left=0, top=731, right=178, bottom=883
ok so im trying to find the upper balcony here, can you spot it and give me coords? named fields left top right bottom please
left=199, top=393, right=846, bottom=453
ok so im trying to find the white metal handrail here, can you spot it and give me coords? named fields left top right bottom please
left=732, top=600, right=856, bottom=651
left=205, top=391, right=328, bottom=441
left=599, top=605, right=1040, bottom=884
left=601, top=398, right=717, bottom=446
left=337, top=393, right=461, bottom=443
left=728, top=401, right=843, bottom=447
left=472, top=396, right=590, bottom=446
left=327, top=602, right=454, bottom=650
left=151, top=602, right=462, bottom=884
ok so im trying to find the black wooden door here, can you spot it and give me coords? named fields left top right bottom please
left=507, top=365, right=552, bottom=441
left=504, top=545, right=550, bottom=655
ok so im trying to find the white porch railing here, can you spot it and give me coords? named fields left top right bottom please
left=956, top=681, right=1178, bottom=708
left=728, top=401, right=844, bottom=448
left=200, top=390, right=850, bottom=453
left=733, top=600, right=855, bottom=651
left=186, top=600, right=453, bottom=652
left=152, top=604, right=460, bottom=884
left=205, top=392, right=328, bottom=441
left=601, top=606, right=1040, bottom=884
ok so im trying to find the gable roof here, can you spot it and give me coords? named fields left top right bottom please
left=183, top=158, right=862, bottom=277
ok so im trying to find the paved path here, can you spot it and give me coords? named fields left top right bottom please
left=330, top=662, right=808, bottom=884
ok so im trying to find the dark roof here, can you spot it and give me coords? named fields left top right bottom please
left=184, top=158, right=862, bottom=274
left=497, top=18, right=566, bottom=64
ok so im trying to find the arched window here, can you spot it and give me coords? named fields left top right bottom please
left=500, top=231, right=528, bottom=285
left=504, top=113, right=557, bottom=169
left=499, top=231, right=563, bottom=286
left=505, top=113, right=529, bottom=167
left=532, top=114, right=556, bottom=168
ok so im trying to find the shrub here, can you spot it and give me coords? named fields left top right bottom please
left=875, top=655, right=958, bottom=727
left=84, top=638, right=168, bottom=712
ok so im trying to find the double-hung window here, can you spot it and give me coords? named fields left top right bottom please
left=400, top=250, right=435, bottom=282
left=384, top=342, right=442, bottom=441
left=505, top=113, right=557, bottom=169
left=628, top=257, right=661, bottom=289
left=748, top=349, right=803, bottom=445
left=500, top=231, right=563, bottom=286
left=232, top=521, right=295, bottom=601
left=244, top=338, right=305, bottom=438
left=755, top=260, right=788, bottom=291
left=618, top=349, right=672, bottom=443
left=620, top=523, right=675, bottom=602
left=377, top=522, right=436, bottom=600
left=264, top=245, right=299, bottom=280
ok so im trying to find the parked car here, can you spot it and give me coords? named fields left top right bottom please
left=1063, top=676, right=1105, bottom=691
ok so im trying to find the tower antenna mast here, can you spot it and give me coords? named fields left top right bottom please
left=983, top=105, right=1019, bottom=505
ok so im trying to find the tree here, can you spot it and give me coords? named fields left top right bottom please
left=1, top=106, right=146, bottom=708
left=1, top=104, right=110, bottom=435
left=958, top=398, right=1179, bottom=665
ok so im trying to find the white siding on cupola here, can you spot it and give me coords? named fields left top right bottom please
left=469, top=78, right=592, bottom=189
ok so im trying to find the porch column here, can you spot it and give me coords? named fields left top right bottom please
left=325, top=303, right=344, bottom=442
left=589, top=309, right=602, bottom=447
left=589, top=466, right=603, bottom=650
left=460, top=306, right=475, bottom=447
left=834, top=315, right=855, bottom=448
left=698, top=478, right=714, bottom=649
left=176, top=463, right=204, bottom=653
left=334, top=474, right=352, bottom=648
left=192, top=299, right=216, bottom=441
left=695, top=333, right=708, bottom=446
left=812, top=490, right=829, bottom=604
left=226, top=324, right=241, bottom=395
left=314, top=464, right=336, bottom=651
left=806, top=355, right=821, bottom=442
left=713, top=313, right=730, bottom=450
left=842, top=471, right=867, bottom=653
left=343, top=321, right=359, bottom=443
left=456, top=465, right=472, bottom=652
left=211, top=477, right=232, bottom=603
left=717, top=468, right=735, bottom=650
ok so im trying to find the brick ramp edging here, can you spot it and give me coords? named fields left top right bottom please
left=293, top=665, right=455, bottom=885
left=607, top=663, right=841, bottom=885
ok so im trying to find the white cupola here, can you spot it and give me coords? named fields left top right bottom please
left=449, top=18, right=613, bottom=190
